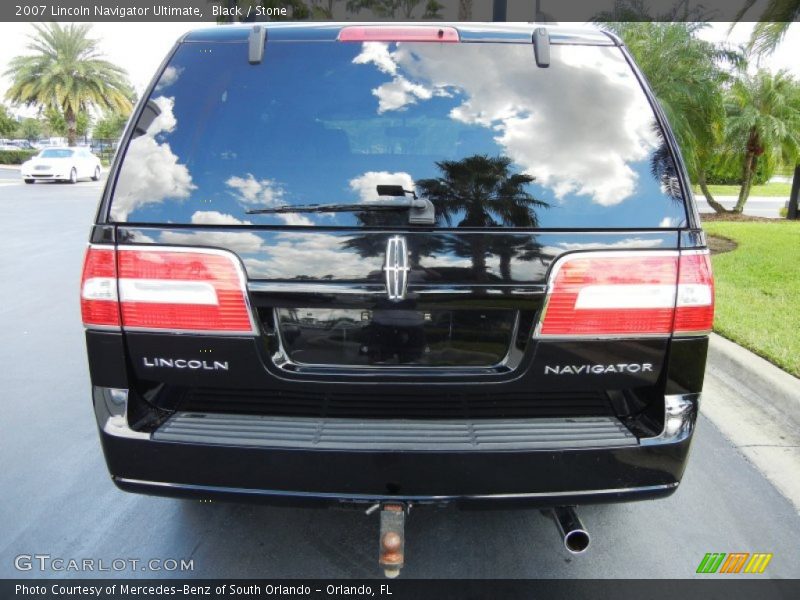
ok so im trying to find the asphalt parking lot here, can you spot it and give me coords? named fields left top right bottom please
left=1, top=168, right=798, bottom=579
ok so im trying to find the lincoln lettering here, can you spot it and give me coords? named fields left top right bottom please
left=544, top=363, right=653, bottom=375
left=143, top=358, right=229, bottom=371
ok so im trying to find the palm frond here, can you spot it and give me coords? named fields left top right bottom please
left=3, top=23, right=134, bottom=143
left=737, top=0, right=800, bottom=55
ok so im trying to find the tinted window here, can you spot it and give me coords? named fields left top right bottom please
left=110, top=40, right=687, bottom=229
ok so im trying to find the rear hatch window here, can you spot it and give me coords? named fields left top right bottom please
left=109, top=39, right=687, bottom=229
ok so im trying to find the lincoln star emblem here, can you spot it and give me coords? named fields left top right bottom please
left=384, top=235, right=410, bottom=301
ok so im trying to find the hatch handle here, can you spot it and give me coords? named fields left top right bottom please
left=533, top=27, right=550, bottom=68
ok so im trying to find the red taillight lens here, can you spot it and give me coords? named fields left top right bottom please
left=338, top=26, right=460, bottom=43
left=537, top=249, right=716, bottom=338
left=80, top=245, right=255, bottom=335
left=117, top=247, right=255, bottom=334
left=81, top=246, right=120, bottom=328
left=674, top=250, right=715, bottom=335
left=538, top=252, right=680, bottom=337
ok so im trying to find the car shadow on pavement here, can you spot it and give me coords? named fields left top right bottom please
left=158, top=498, right=617, bottom=579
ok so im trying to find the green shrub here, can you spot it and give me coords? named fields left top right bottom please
left=706, top=157, right=772, bottom=186
left=0, top=149, right=37, bottom=165
left=779, top=206, right=788, bottom=218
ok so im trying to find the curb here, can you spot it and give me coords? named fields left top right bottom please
left=706, top=333, right=800, bottom=429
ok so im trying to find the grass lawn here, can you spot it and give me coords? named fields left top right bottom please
left=693, top=182, right=792, bottom=197
left=703, top=221, right=800, bottom=377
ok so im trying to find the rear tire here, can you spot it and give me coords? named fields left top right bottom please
left=91, top=166, right=100, bottom=181
left=24, top=179, right=34, bottom=184
left=69, top=168, right=77, bottom=184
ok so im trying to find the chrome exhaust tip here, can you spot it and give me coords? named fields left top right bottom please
left=553, top=506, right=590, bottom=554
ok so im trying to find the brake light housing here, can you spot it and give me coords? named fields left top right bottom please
left=80, top=246, right=120, bottom=329
left=536, top=250, right=714, bottom=338
left=674, top=250, right=715, bottom=335
left=338, top=26, right=460, bottom=43
left=80, top=245, right=256, bottom=335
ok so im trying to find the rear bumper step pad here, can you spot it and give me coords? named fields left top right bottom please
left=153, top=413, right=637, bottom=451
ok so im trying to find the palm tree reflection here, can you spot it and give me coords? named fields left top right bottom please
left=649, top=123, right=684, bottom=205
left=344, top=154, right=547, bottom=282
left=336, top=155, right=547, bottom=364
left=417, top=154, right=548, bottom=282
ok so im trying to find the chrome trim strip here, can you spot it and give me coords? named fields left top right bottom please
left=248, top=282, right=385, bottom=295
left=122, top=326, right=256, bottom=337
left=672, top=330, right=712, bottom=338
left=247, top=282, right=546, bottom=297
left=415, top=286, right=546, bottom=296
left=93, top=387, right=150, bottom=441
left=84, top=324, right=122, bottom=332
left=640, top=393, right=699, bottom=446
left=268, top=307, right=522, bottom=371
left=113, top=478, right=677, bottom=502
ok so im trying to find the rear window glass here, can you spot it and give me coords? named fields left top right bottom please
left=110, top=40, right=687, bottom=229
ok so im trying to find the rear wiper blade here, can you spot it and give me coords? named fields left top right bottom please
left=246, top=198, right=435, bottom=225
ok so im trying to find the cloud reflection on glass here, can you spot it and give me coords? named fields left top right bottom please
left=111, top=39, right=686, bottom=230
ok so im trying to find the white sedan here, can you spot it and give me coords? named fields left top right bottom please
left=21, top=147, right=102, bottom=184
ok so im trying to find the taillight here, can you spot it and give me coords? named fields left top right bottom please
left=674, top=250, right=715, bottom=335
left=81, top=246, right=120, bottom=328
left=536, top=250, right=714, bottom=338
left=338, top=26, right=460, bottom=43
left=80, top=245, right=255, bottom=335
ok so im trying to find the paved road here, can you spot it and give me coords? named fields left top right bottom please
left=0, top=180, right=798, bottom=579
left=0, top=167, right=22, bottom=184
left=696, top=195, right=786, bottom=219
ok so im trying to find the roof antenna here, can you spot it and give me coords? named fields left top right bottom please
left=533, top=27, right=550, bottom=68
left=248, top=25, right=266, bottom=65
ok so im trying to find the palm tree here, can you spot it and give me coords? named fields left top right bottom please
left=4, top=24, right=133, bottom=147
left=719, top=69, right=800, bottom=212
left=593, top=0, right=715, bottom=21
left=417, top=155, right=547, bottom=281
left=734, top=0, right=800, bottom=56
left=344, top=156, right=546, bottom=284
left=602, top=22, right=741, bottom=213
left=343, top=210, right=448, bottom=274
left=735, top=1, right=800, bottom=220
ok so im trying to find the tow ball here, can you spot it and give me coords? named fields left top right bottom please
left=366, top=502, right=408, bottom=578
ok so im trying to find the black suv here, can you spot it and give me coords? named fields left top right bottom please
left=81, top=23, right=714, bottom=575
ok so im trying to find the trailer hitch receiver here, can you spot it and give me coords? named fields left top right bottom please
left=378, top=503, right=406, bottom=578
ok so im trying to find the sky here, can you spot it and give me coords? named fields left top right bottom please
left=0, top=20, right=798, bottom=118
